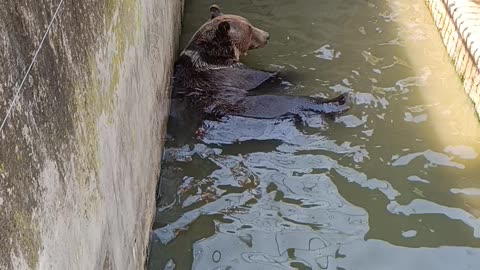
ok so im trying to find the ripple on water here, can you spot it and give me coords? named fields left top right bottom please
left=189, top=167, right=369, bottom=269
left=450, top=188, right=480, bottom=196
left=155, top=114, right=402, bottom=269
left=387, top=199, right=480, bottom=238
left=391, top=150, right=465, bottom=169
left=155, top=105, right=480, bottom=268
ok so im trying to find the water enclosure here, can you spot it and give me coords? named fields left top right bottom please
left=0, top=1, right=182, bottom=268
left=148, top=0, right=480, bottom=269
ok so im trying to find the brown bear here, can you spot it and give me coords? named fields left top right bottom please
left=170, top=5, right=348, bottom=131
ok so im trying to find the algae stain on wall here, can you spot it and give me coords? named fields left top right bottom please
left=104, top=0, right=142, bottom=116
left=13, top=210, right=40, bottom=269
left=72, top=0, right=142, bottom=178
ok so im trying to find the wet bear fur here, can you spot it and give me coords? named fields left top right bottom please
left=169, top=5, right=348, bottom=140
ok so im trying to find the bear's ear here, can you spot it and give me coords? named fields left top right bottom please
left=217, top=21, right=230, bottom=36
left=210, top=4, right=223, bottom=19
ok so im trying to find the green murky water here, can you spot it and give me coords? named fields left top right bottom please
left=148, top=0, right=480, bottom=269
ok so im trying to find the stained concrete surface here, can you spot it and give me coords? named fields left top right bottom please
left=0, top=0, right=183, bottom=269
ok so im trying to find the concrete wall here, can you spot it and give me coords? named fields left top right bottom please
left=0, top=0, right=183, bottom=269
left=425, top=0, right=480, bottom=117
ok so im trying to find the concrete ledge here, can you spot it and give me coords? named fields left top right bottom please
left=426, top=0, right=480, bottom=117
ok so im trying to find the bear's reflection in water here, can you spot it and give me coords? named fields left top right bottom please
left=168, top=4, right=348, bottom=144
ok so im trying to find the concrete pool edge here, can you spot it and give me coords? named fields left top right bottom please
left=0, top=0, right=183, bottom=269
left=426, top=0, right=480, bottom=118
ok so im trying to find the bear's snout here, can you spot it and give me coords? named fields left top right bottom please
left=250, top=27, right=270, bottom=50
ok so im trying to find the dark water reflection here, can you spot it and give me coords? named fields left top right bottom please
left=148, top=0, right=480, bottom=269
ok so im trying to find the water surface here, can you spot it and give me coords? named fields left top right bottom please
left=148, top=0, right=480, bottom=269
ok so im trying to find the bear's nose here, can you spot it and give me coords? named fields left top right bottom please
left=266, top=33, right=270, bottom=40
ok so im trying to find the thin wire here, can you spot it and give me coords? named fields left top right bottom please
left=0, top=0, right=64, bottom=133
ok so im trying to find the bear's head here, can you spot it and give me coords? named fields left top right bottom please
left=182, top=4, right=270, bottom=67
